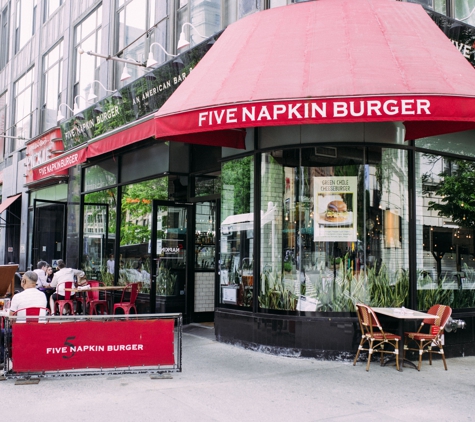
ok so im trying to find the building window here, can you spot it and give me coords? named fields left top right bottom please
left=12, top=67, right=34, bottom=151
left=0, top=5, right=10, bottom=70
left=43, top=0, right=63, bottom=22
left=0, top=92, right=6, bottom=162
left=74, top=6, right=102, bottom=112
left=41, top=40, right=63, bottom=132
left=454, top=1, right=475, bottom=26
left=14, top=0, right=37, bottom=54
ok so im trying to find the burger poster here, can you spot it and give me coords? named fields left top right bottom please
left=313, top=176, right=357, bottom=242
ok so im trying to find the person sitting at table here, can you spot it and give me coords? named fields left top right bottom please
left=9, top=271, right=47, bottom=315
left=34, top=261, right=49, bottom=290
left=46, top=265, right=54, bottom=283
left=49, top=259, right=85, bottom=314
left=0, top=272, right=48, bottom=364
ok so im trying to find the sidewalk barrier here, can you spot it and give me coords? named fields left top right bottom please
left=3, top=313, right=182, bottom=379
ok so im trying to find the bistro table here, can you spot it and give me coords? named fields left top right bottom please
left=372, top=307, right=440, bottom=371
left=65, top=285, right=128, bottom=315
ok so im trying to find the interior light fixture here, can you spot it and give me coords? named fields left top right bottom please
left=177, top=22, right=207, bottom=50
left=146, top=42, right=177, bottom=67
left=86, top=80, right=122, bottom=102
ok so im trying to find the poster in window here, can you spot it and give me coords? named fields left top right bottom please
left=313, top=176, right=357, bottom=242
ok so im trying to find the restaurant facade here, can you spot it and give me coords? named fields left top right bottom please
left=3, top=0, right=475, bottom=359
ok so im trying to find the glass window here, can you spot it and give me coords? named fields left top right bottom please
left=454, top=1, right=475, bottom=26
left=0, top=5, right=10, bottom=70
left=416, top=130, right=475, bottom=159
left=119, top=177, right=169, bottom=292
left=43, top=0, right=63, bottom=21
left=74, top=6, right=102, bottom=112
left=270, top=0, right=287, bottom=7
left=84, top=159, right=118, bottom=192
left=14, top=0, right=37, bottom=53
left=0, top=92, right=6, bottom=162
left=259, top=146, right=409, bottom=313
left=238, top=0, right=258, bottom=18
left=219, top=156, right=254, bottom=307
left=195, top=201, right=216, bottom=270
left=417, top=152, right=475, bottom=309
left=12, top=67, right=34, bottom=150
left=83, top=188, right=118, bottom=284
left=190, top=0, right=221, bottom=41
left=42, top=40, right=63, bottom=132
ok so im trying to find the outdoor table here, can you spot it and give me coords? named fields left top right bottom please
left=65, top=285, right=128, bottom=315
left=372, top=307, right=439, bottom=371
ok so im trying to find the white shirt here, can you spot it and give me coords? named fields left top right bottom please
left=10, top=288, right=47, bottom=313
left=107, top=259, right=114, bottom=274
left=34, top=269, right=48, bottom=288
left=50, top=267, right=85, bottom=296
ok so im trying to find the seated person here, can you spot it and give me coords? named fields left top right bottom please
left=49, top=259, right=85, bottom=313
left=34, top=260, right=54, bottom=308
left=10, top=271, right=47, bottom=316
left=1, top=271, right=48, bottom=363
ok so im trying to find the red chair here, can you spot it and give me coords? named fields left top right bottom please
left=113, top=284, right=138, bottom=315
left=53, top=281, right=76, bottom=315
left=87, top=281, right=109, bottom=315
left=404, top=304, right=452, bottom=371
left=13, top=307, right=50, bottom=322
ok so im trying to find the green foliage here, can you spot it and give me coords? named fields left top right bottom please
left=157, top=267, right=177, bottom=296
left=221, top=157, right=252, bottom=216
left=258, top=271, right=298, bottom=310
left=427, top=159, right=475, bottom=228
left=367, top=265, right=409, bottom=308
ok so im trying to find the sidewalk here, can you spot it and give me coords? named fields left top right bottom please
left=1, top=323, right=474, bottom=421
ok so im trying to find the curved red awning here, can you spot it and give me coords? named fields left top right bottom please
left=154, top=0, right=475, bottom=143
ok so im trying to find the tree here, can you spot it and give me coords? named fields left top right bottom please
left=428, top=160, right=475, bottom=229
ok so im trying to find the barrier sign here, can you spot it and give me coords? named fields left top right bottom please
left=5, top=314, right=181, bottom=378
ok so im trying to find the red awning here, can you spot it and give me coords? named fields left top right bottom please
left=154, top=0, right=475, bottom=142
left=0, top=194, right=21, bottom=214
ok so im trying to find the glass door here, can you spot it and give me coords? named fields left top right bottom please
left=32, top=200, right=66, bottom=267
left=151, top=201, right=189, bottom=314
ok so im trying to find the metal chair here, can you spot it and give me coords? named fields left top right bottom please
left=113, top=283, right=138, bottom=315
left=404, top=304, right=452, bottom=371
left=13, top=307, right=50, bottom=322
left=353, top=303, right=401, bottom=371
left=53, top=281, right=76, bottom=315
left=86, top=281, right=109, bottom=315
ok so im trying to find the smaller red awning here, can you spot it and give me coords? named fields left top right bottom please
left=0, top=194, right=21, bottom=214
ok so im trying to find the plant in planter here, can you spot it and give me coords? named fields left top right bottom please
left=157, top=267, right=177, bottom=296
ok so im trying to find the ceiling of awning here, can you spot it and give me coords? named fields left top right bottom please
left=154, top=0, right=475, bottom=141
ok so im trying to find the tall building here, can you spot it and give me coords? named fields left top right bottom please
left=2, top=0, right=475, bottom=359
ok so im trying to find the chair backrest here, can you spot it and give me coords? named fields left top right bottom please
left=355, top=303, right=381, bottom=335
left=120, top=283, right=139, bottom=305
left=56, top=281, right=74, bottom=300
left=13, top=307, right=50, bottom=322
left=86, top=280, right=103, bottom=301
left=426, top=304, right=452, bottom=335
left=0, top=264, right=19, bottom=297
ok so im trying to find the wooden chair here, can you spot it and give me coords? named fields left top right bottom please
left=404, top=304, right=452, bottom=371
left=353, top=303, right=401, bottom=371
left=0, top=264, right=19, bottom=297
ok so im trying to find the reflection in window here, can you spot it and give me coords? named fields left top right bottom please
left=417, top=153, right=475, bottom=309
left=42, top=40, right=63, bottom=132
left=454, top=1, right=475, bottom=26
left=84, top=159, right=118, bottom=191
left=119, top=177, right=168, bottom=293
left=220, top=156, right=253, bottom=307
left=13, top=67, right=34, bottom=150
left=43, top=0, right=63, bottom=21
left=0, top=5, right=10, bottom=70
left=83, top=188, right=117, bottom=284
left=259, top=147, right=409, bottom=313
left=74, top=6, right=102, bottom=112
left=14, top=0, right=37, bottom=53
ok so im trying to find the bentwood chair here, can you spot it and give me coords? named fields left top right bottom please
left=113, top=283, right=138, bottom=315
left=404, top=304, right=452, bottom=371
left=86, top=281, right=109, bottom=315
left=353, top=303, right=401, bottom=371
left=54, top=282, right=76, bottom=315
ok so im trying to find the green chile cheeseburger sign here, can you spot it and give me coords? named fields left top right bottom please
left=60, top=33, right=222, bottom=151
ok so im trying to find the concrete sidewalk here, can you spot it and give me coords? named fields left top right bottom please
left=2, top=323, right=474, bottom=421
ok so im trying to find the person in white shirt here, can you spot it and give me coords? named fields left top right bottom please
left=10, top=271, right=47, bottom=316
left=34, top=261, right=49, bottom=290
left=49, top=259, right=85, bottom=313
left=107, top=254, right=115, bottom=274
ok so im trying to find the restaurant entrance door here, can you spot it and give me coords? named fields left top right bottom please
left=32, top=200, right=66, bottom=266
left=150, top=201, right=190, bottom=316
